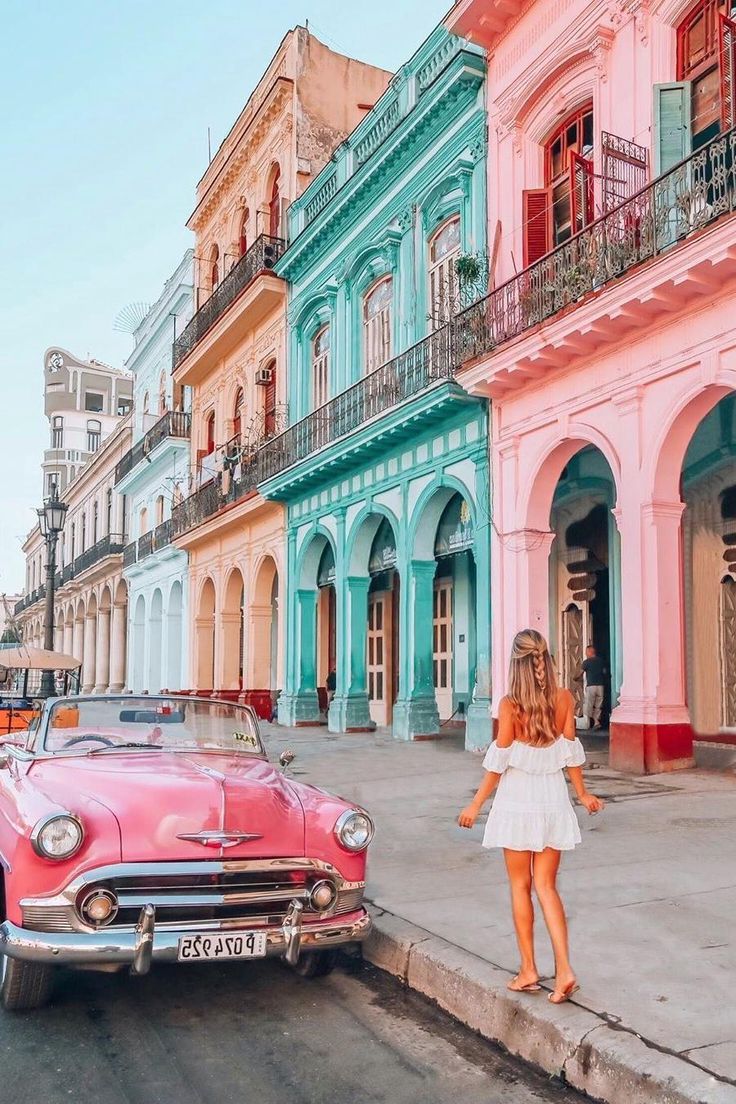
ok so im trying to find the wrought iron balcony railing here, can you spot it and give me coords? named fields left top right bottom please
left=72, top=534, right=126, bottom=577
left=115, top=410, right=191, bottom=484
left=123, top=541, right=137, bottom=568
left=455, top=126, right=736, bottom=364
left=257, top=326, right=456, bottom=482
left=170, top=455, right=260, bottom=540
left=172, top=234, right=286, bottom=370
left=153, top=518, right=173, bottom=552
left=137, top=531, right=154, bottom=562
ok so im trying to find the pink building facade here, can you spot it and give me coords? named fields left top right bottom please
left=448, top=0, right=736, bottom=772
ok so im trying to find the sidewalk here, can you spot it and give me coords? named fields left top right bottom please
left=261, top=722, right=736, bottom=1104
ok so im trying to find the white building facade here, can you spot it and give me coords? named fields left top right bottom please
left=116, top=252, right=194, bottom=693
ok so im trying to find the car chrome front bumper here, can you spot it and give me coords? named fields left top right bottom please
left=0, top=902, right=371, bottom=975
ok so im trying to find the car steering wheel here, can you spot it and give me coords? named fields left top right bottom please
left=61, top=734, right=116, bottom=749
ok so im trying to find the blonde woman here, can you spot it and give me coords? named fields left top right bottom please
left=458, top=629, right=604, bottom=1004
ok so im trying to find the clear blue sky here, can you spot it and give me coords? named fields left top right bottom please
left=0, top=0, right=449, bottom=594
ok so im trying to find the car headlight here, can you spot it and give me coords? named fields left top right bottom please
left=334, top=809, right=374, bottom=852
left=31, top=814, right=84, bottom=860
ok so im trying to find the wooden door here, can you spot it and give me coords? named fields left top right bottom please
left=720, top=577, right=736, bottom=727
left=368, top=592, right=391, bottom=726
left=561, top=604, right=584, bottom=714
left=433, top=579, right=453, bottom=719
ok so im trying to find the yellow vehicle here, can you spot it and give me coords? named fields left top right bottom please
left=0, top=647, right=81, bottom=735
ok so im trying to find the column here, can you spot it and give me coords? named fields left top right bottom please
left=329, top=576, right=372, bottom=732
left=245, top=602, right=274, bottom=717
left=94, top=606, right=111, bottom=693
left=82, top=609, right=97, bottom=693
left=219, top=612, right=241, bottom=693
left=609, top=495, right=693, bottom=773
left=72, top=616, right=84, bottom=673
left=62, top=618, right=73, bottom=658
left=392, top=560, right=441, bottom=740
left=466, top=518, right=493, bottom=750
left=277, top=588, right=321, bottom=725
left=109, top=600, right=127, bottom=692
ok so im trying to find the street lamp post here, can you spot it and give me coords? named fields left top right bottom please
left=37, top=487, right=68, bottom=698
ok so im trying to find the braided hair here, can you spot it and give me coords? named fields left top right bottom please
left=507, top=629, right=559, bottom=746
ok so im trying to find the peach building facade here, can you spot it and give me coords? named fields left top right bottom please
left=449, top=0, right=736, bottom=771
left=171, top=28, right=391, bottom=714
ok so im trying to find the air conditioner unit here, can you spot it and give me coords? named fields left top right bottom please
left=255, top=367, right=273, bottom=386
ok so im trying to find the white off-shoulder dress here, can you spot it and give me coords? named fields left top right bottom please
left=481, top=737, right=586, bottom=852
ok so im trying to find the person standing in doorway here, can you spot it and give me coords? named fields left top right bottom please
left=325, top=666, right=336, bottom=707
left=578, top=645, right=607, bottom=730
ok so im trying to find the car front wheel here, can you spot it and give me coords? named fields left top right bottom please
left=0, top=953, right=54, bottom=1011
left=290, top=950, right=337, bottom=978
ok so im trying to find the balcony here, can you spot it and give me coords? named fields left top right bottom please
left=14, top=586, right=46, bottom=616
left=172, top=235, right=286, bottom=383
left=72, top=534, right=126, bottom=577
left=257, top=326, right=471, bottom=493
left=171, top=457, right=259, bottom=541
left=137, top=531, right=154, bottom=562
left=153, top=518, right=173, bottom=552
left=455, top=126, right=736, bottom=395
left=123, top=541, right=137, bottom=568
left=115, top=410, right=191, bottom=485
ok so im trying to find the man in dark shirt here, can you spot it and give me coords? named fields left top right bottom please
left=579, top=646, right=607, bottom=730
left=325, top=667, right=336, bottom=705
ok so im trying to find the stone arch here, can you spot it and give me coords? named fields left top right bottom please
left=250, top=554, right=280, bottom=699
left=650, top=379, right=736, bottom=502
left=82, top=592, right=98, bottom=693
left=409, top=476, right=477, bottom=561
left=131, top=593, right=146, bottom=693
left=149, top=588, right=163, bottom=694
left=166, top=580, right=184, bottom=691
left=195, top=577, right=216, bottom=692
left=346, top=504, right=401, bottom=576
left=222, top=567, right=245, bottom=690
left=297, top=526, right=337, bottom=589
left=522, top=425, right=621, bottom=532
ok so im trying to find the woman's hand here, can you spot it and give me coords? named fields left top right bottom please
left=458, top=804, right=480, bottom=828
left=580, top=792, right=605, bottom=815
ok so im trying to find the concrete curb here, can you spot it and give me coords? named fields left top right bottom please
left=363, top=907, right=736, bottom=1104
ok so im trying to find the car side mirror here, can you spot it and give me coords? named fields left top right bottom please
left=0, top=749, right=11, bottom=770
left=279, top=749, right=295, bottom=770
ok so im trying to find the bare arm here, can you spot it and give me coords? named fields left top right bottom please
left=458, top=698, right=514, bottom=828
left=560, top=690, right=604, bottom=814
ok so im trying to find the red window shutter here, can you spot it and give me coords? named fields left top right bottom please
left=269, top=173, right=281, bottom=238
left=264, top=370, right=276, bottom=436
left=522, top=188, right=551, bottom=267
left=570, top=152, right=595, bottom=233
left=719, top=13, right=736, bottom=132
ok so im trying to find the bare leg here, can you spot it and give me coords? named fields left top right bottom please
left=503, top=849, right=538, bottom=989
left=532, top=848, right=576, bottom=999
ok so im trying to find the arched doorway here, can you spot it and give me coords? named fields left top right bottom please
left=278, top=531, right=335, bottom=727
left=196, top=578, right=216, bottom=692
left=167, top=581, right=183, bottom=691
left=682, top=393, right=736, bottom=734
left=222, top=569, right=245, bottom=692
left=131, top=595, right=146, bottom=692
left=149, top=589, right=163, bottom=694
left=363, top=516, right=400, bottom=727
left=316, top=544, right=336, bottom=717
left=549, top=446, right=620, bottom=728
left=431, top=493, right=476, bottom=723
left=82, top=593, right=97, bottom=694
left=247, top=556, right=279, bottom=719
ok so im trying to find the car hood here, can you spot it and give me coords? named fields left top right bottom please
left=28, top=752, right=305, bottom=861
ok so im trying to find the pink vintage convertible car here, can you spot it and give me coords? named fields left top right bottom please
left=0, top=695, right=373, bottom=1010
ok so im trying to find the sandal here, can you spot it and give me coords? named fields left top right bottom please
left=507, top=974, right=541, bottom=993
left=548, top=980, right=579, bottom=1004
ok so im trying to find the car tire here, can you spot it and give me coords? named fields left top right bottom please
left=290, top=950, right=337, bottom=978
left=0, top=953, right=54, bottom=1011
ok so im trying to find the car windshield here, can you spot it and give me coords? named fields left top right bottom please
left=43, top=698, right=264, bottom=756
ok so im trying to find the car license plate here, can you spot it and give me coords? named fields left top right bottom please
left=177, top=932, right=267, bottom=962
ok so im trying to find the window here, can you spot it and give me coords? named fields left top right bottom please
left=428, top=217, right=461, bottom=328
left=522, top=104, right=594, bottom=266
left=87, top=419, right=101, bottom=452
left=106, top=488, right=113, bottom=534
left=233, top=388, right=244, bottom=438
left=45, top=473, right=58, bottom=499
left=51, top=416, right=63, bottom=449
left=312, top=326, right=330, bottom=409
left=205, top=411, right=216, bottom=454
left=363, top=277, right=393, bottom=373
left=239, top=208, right=249, bottom=256
left=70, top=523, right=75, bottom=561
left=210, top=245, right=220, bottom=291
left=85, top=392, right=104, bottom=413
left=140, top=507, right=148, bottom=536
left=117, top=397, right=132, bottom=416
left=80, top=513, right=86, bottom=553
left=92, top=501, right=99, bottom=545
left=263, top=362, right=277, bottom=437
left=142, top=391, right=150, bottom=415
left=155, top=495, right=165, bottom=526
left=269, top=169, right=281, bottom=238
left=159, top=371, right=167, bottom=414
left=677, top=0, right=729, bottom=146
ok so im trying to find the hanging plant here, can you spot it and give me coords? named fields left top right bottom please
left=455, top=252, right=483, bottom=286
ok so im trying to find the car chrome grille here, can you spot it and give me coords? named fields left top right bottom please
left=22, top=906, right=75, bottom=933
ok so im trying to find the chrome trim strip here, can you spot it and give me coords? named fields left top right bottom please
left=175, top=831, right=263, bottom=847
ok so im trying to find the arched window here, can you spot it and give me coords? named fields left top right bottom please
left=233, top=387, right=245, bottom=438
left=205, top=410, right=216, bottom=455
left=92, top=501, right=99, bottom=545
left=142, top=391, right=150, bottom=415
left=158, top=371, right=167, bottom=414
left=139, top=507, right=148, bottom=537
left=80, top=512, right=86, bottom=552
left=263, top=361, right=277, bottom=437
left=87, top=419, right=101, bottom=452
left=428, top=216, right=461, bottom=328
left=312, top=326, right=330, bottom=409
left=210, top=244, right=220, bottom=291
left=363, top=276, right=393, bottom=373
left=269, top=168, right=281, bottom=238
left=239, top=208, right=249, bottom=256
left=106, top=488, right=113, bottom=534
left=155, top=494, right=165, bottom=526
left=51, top=416, right=63, bottom=449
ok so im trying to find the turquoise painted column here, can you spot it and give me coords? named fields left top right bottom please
left=329, top=576, right=373, bottom=731
left=393, top=559, right=440, bottom=740
left=608, top=508, right=623, bottom=706
left=466, top=513, right=493, bottom=751
left=278, top=528, right=321, bottom=726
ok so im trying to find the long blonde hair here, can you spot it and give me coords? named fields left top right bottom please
left=507, top=629, right=559, bottom=747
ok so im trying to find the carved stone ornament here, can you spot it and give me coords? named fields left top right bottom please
left=469, top=133, right=486, bottom=163
left=397, top=206, right=414, bottom=233
left=588, top=26, right=615, bottom=81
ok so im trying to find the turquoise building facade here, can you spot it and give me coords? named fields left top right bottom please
left=259, top=28, right=491, bottom=749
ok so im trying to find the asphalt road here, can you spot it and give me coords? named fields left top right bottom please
left=0, top=955, right=587, bottom=1104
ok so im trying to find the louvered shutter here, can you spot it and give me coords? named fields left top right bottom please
left=264, top=370, right=276, bottom=437
left=720, top=13, right=736, bottom=132
left=570, top=152, right=595, bottom=232
left=522, top=188, right=551, bottom=266
left=653, top=83, right=692, bottom=174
